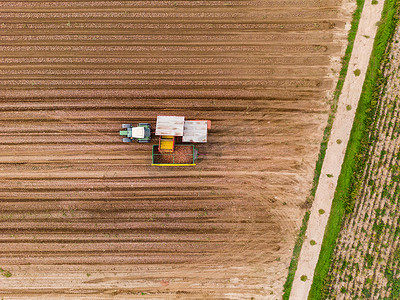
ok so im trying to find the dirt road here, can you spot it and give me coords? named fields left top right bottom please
left=290, top=1, right=385, bottom=298
left=0, top=0, right=351, bottom=298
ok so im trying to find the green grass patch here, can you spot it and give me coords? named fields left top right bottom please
left=309, top=0, right=399, bottom=298
left=282, top=0, right=366, bottom=297
left=282, top=211, right=310, bottom=297
left=385, top=263, right=400, bottom=298
left=0, top=268, right=12, bottom=278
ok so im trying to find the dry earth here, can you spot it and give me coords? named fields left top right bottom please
left=0, top=0, right=351, bottom=298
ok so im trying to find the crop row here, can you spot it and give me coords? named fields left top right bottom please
left=326, top=26, right=400, bottom=299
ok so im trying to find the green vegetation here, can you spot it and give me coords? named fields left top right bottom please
left=301, top=275, right=308, bottom=282
left=309, top=0, right=399, bottom=298
left=385, top=266, right=400, bottom=298
left=310, top=240, right=317, bottom=246
left=283, top=0, right=400, bottom=297
left=282, top=211, right=310, bottom=297
left=308, top=0, right=366, bottom=207
left=319, top=209, right=325, bottom=215
left=353, top=68, right=361, bottom=76
left=281, top=1, right=368, bottom=297
left=0, top=268, right=12, bottom=278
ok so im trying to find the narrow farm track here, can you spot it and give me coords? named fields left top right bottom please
left=0, top=0, right=351, bottom=298
left=327, top=26, right=400, bottom=299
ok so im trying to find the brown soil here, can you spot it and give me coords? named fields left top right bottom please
left=154, top=145, right=193, bottom=164
left=0, top=0, right=352, bottom=299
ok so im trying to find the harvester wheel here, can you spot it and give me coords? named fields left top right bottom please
left=122, top=138, right=132, bottom=143
left=122, top=124, right=131, bottom=129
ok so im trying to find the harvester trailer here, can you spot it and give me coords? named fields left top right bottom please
left=120, top=116, right=210, bottom=166
left=152, top=144, right=198, bottom=166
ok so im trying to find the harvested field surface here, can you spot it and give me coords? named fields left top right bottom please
left=326, top=25, right=400, bottom=299
left=0, top=0, right=351, bottom=298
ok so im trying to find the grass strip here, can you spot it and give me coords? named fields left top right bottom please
left=281, top=0, right=365, bottom=298
left=308, top=0, right=399, bottom=298
left=282, top=211, right=310, bottom=299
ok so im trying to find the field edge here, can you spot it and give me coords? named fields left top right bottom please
left=308, top=0, right=399, bottom=298
left=281, top=0, right=365, bottom=298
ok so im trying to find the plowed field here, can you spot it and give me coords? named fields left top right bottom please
left=0, top=0, right=351, bottom=298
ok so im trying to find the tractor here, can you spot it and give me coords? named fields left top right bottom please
left=119, top=123, right=151, bottom=143
left=119, top=116, right=210, bottom=166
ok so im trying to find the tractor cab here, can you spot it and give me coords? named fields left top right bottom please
left=130, top=126, right=147, bottom=139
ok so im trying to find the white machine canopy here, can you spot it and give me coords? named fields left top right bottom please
left=155, top=116, right=185, bottom=136
left=182, top=120, right=208, bottom=143
left=131, top=127, right=145, bottom=139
